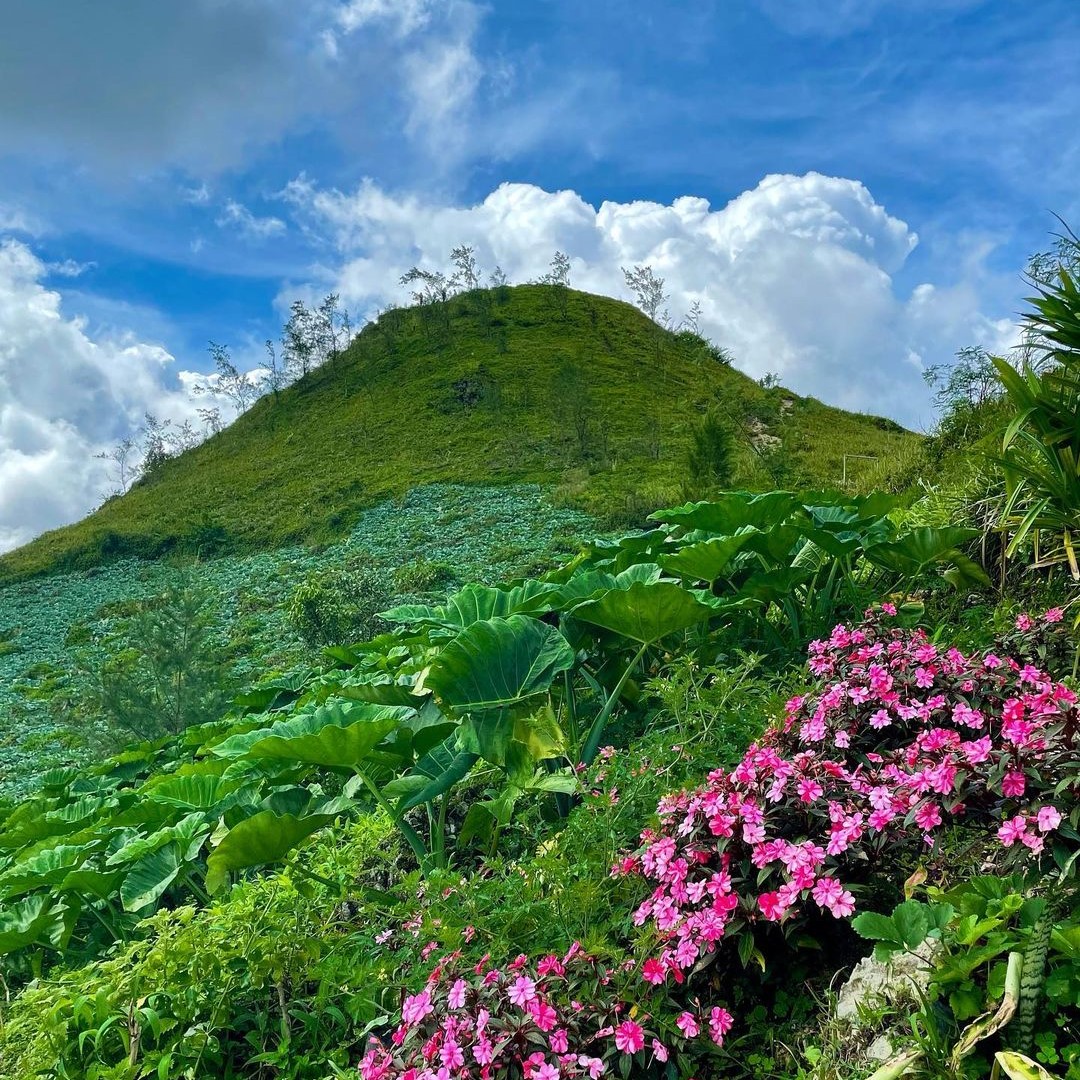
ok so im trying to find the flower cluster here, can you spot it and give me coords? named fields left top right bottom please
left=357, top=945, right=708, bottom=1080
left=620, top=607, right=1079, bottom=989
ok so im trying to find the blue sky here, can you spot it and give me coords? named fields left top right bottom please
left=1, top=0, right=1078, bottom=549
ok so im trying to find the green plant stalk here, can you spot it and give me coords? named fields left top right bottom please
left=354, top=769, right=429, bottom=867
left=579, top=640, right=649, bottom=766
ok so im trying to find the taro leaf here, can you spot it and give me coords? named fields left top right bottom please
left=737, top=566, right=814, bottom=604
left=650, top=491, right=800, bottom=534
left=739, top=525, right=811, bottom=564
left=0, top=894, right=64, bottom=955
left=233, top=668, right=317, bottom=712
left=546, top=571, right=619, bottom=609
left=120, top=843, right=185, bottom=912
left=211, top=702, right=414, bottom=764
left=338, top=673, right=426, bottom=707
left=425, top=615, right=574, bottom=716
left=205, top=812, right=333, bottom=895
left=259, top=785, right=313, bottom=817
left=513, top=705, right=567, bottom=761
left=242, top=706, right=410, bottom=769
left=59, top=867, right=124, bottom=901
left=107, top=813, right=208, bottom=867
left=570, top=581, right=716, bottom=644
left=381, top=580, right=559, bottom=630
left=863, top=527, right=985, bottom=580
left=0, top=844, right=90, bottom=899
left=387, top=737, right=480, bottom=813
left=658, top=529, right=759, bottom=582
left=144, top=774, right=240, bottom=811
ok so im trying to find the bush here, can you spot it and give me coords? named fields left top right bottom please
left=620, top=606, right=1080, bottom=1007
left=287, top=565, right=394, bottom=647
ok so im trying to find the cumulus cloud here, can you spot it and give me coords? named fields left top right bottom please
left=290, top=172, right=1014, bottom=426
left=0, top=239, right=236, bottom=553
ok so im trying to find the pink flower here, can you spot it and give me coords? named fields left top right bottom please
left=440, top=1040, right=464, bottom=1070
left=535, top=1064, right=560, bottom=1080
left=447, top=979, right=467, bottom=1009
left=402, top=990, right=433, bottom=1026
left=811, top=877, right=856, bottom=918
left=708, top=1007, right=734, bottom=1046
left=529, top=1000, right=558, bottom=1031
left=676, top=1012, right=700, bottom=1038
left=797, top=777, right=824, bottom=803
left=1002, top=771, right=1026, bottom=798
left=508, top=975, right=537, bottom=1007
left=1037, top=806, right=1062, bottom=833
left=1016, top=613, right=1033, bottom=631
left=914, top=802, right=942, bottom=831
left=641, top=958, right=667, bottom=985
left=550, top=1029, right=569, bottom=1054
left=1044, top=607, right=1064, bottom=624
left=652, top=1039, right=669, bottom=1063
left=578, top=1057, right=605, bottom=1079
left=614, top=1020, right=644, bottom=1055
left=998, top=816, right=1029, bottom=847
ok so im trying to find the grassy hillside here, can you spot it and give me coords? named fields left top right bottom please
left=0, top=285, right=916, bottom=581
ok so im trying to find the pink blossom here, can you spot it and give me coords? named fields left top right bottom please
left=676, top=1012, right=700, bottom=1038
left=1037, top=806, right=1062, bottom=833
left=508, top=975, right=537, bottom=1007
left=1002, top=771, right=1026, bottom=798
left=998, top=816, right=1029, bottom=847
left=613, top=1020, right=644, bottom=1055
left=402, top=990, right=434, bottom=1026
left=709, top=1007, right=734, bottom=1046
left=641, top=958, right=666, bottom=984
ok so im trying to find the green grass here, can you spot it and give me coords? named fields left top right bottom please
left=0, top=285, right=917, bottom=582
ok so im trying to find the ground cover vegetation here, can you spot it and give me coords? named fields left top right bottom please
left=0, top=234, right=1079, bottom=1080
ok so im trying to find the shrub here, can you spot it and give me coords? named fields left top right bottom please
left=287, top=565, right=393, bottom=647
left=356, top=943, right=716, bottom=1080
left=619, top=606, right=1080, bottom=1004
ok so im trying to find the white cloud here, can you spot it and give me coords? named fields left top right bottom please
left=290, top=172, right=1015, bottom=427
left=0, top=238, right=238, bottom=554
left=336, top=0, right=438, bottom=37
left=216, top=200, right=287, bottom=241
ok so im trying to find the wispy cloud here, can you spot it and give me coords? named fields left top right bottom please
left=215, top=200, right=287, bottom=241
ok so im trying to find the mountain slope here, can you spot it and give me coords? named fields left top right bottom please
left=0, top=285, right=916, bottom=581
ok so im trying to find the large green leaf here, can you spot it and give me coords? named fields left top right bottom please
left=658, top=529, right=759, bottom=582
left=205, top=812, right=332, bottom=895
left=144, top=774, right=240, bottom=811
left=423, top=615, right=574, bottom=766
left=211, top=701, right=414, bottom=762
left=650, top=491, right=800, bottom=534
left=0, top=894, right=64, bottom=955
left=242, top=706, right=411, bottom=769
left=570, top=580, right=716, bottom=644
left=0, top=844, right=90, bottom=899
left=381, top=580, right=558, bottom=630
left=864, top=527, right=986, bottom=581
left=120, top=843, right=185, bottom=912
left=424, top=615, right=574, bottom=714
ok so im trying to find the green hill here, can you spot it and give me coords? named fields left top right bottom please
left=0, top=285, right=916, bottom=581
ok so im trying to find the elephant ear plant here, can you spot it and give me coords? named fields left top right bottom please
left=0, top=489, right=993, bottom=979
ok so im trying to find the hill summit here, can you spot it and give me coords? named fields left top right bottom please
left=0, top=285, right=914, bottom=581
